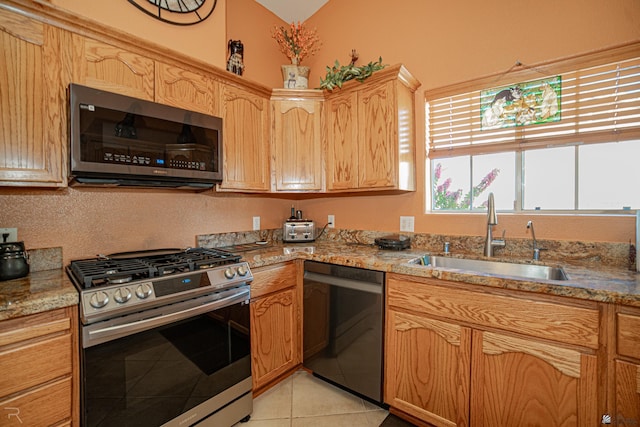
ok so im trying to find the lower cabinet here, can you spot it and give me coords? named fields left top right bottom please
left=613, top=309, right=640, bottom=426
left=386, top=309, right=471, bottom=426
left=250, top=262, right=302, bottom=393
left=385, top=273, right=603, bottom=427
left=0, top=306, right=79, bottom=426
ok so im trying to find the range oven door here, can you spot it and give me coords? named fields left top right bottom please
left=81, top=286, right=251, bottom=427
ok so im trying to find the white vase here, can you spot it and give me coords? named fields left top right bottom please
left=281, top=64, right=310, bottom=89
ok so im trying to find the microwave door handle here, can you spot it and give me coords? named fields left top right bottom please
left=303, top=271, right=382, bottom=294
left=85, top=288, right=249, bottom=346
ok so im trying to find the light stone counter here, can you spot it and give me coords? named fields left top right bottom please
left=230, top=240, right=640, bottom=308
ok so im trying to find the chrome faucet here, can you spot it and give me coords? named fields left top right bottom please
left=483, top=192, right=505, bottom=257
left=526, top=220, right=543, bottom=260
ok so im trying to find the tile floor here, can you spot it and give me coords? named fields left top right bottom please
left=234, top=370, right=389, bottom=427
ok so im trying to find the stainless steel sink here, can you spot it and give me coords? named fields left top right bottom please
left=414, top=255, right=568, bottom=281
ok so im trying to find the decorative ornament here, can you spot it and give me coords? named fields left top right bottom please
left=272, top=22, right=320, bottom=89
left=227, top=40, right=245, bottom=76
left=128, top=0, right=217, bottom=26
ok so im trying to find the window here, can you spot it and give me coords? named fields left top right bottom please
left=426, top=44, right=640, bottom=212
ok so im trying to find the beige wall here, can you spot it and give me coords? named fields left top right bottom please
left=271, top=0, right=639, bottom=243
left=51, top=0, right=228, bottom=69
left=1, top=0, right=639, bottom=265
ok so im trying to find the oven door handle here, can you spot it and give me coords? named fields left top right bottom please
left=84, top=288, right=250, bottom=346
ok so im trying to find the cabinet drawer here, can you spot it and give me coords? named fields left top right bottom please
left=0, top=377, right=71, bottom=426
left=617, top=313, right=640, bottom=359
left=251, top=262, right=297, bottom=299
left=387, top=274, right=600, bottom=349
left=0, top=333, right=72, bottom=397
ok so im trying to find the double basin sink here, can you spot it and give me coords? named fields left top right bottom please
left=413, top=255, right=568, bottom=281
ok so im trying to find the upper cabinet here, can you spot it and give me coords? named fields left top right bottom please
left=271, top=89, right=323, bottom=192
left=0, top=8, right=70, bottom=187
left=155, top=62, right=220, bottom=116
left=72, top=35, right=154, bottom=100
left=326, top=64, right=420, bottom=192
left=218, top=85, right=271, bottom=192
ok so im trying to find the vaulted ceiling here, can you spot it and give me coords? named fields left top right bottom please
left=254, top=0, right=328, bottom=23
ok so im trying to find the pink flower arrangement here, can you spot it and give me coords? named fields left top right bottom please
left=272, top=22, right=321, bottom=65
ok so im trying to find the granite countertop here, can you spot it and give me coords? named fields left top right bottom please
left=1, top=239, right=639, bottom=322
left=0, top=268, right=78, bottom=321
left=237, top=241, right=640, bottom=308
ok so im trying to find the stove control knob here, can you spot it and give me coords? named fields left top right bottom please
left=114, top=288, right=132, bottom=304
left=224, top=267, right=237, bottom=279
left=136, top=283, right=153, bottom=299
left=89, top=291, right=109, bottom=309
left=237, top=265, right=248, bottom=277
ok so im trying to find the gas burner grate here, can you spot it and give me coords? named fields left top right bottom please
left=68, top=247, right=243, bottom=289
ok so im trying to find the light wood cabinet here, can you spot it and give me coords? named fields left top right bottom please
left=0, top=306, right=79, bottom=426
left=386, top=308, right=471, bottom=427
left=218, top=85, right=271, bottom=192
left=271, top=89, right=324, bottom=192
left=612, top=309, right=640, bottom=426
left=326, top=64, right=419, bottom=192
left=470, top=330, right=599, bottom=427
left=72, top=34, right=154, bottom=100
left=386, top=274, right=603, bottom=427
left=0, top=8, right=69, bottom=187
left=250, top=262, right=301, bottom=393
left=155, top=62, right=220, bottom=115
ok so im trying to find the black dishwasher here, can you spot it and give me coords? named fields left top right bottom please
left=303, top=260, right=385, bottom=405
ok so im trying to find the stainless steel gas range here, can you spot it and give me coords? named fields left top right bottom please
left=66, top=247, right=253, bottom=427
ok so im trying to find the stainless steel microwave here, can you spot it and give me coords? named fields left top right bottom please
left=69, top=83, right=223, bottom=190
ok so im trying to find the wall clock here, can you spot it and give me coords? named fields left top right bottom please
left=128, top=0, right=218, bottom=26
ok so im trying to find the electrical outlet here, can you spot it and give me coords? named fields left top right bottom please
left=0, top=228, right=18, bottom=243
left=399, top=216, right=414, bottom=232
left=252, top=216, right=260, bottom=231
left=328, top=214, right=335, bottom=228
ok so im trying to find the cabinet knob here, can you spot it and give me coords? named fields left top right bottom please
left=601, top=414, right=612, bottom=424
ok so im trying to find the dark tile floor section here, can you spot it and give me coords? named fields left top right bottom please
left=379, top=414, right=418, bottom=427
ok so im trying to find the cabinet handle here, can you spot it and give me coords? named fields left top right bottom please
left=601, top=414, right=611, bottom=424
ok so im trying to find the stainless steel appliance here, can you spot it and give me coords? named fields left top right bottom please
left=69, top=83, right=223, bottom=190
left=283, top=219, right=316, bottom=242
left=302, top=261, right=385, bottom=405
left=66, top=248, right=253, bottom=427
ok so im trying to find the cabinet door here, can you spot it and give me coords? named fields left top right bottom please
left=272, top=98, right=323, bottom=191
left=471, top=330, right=599, bottom=427
left=155, top=62, right=219, bottom=115
left=0, top=9, right=68, bottom=186
left=357, top=80, right=397, bottom=189
left=385, top=309, right=471, bottom=427
left=251, top=287, right=300, bottom=391
left=72, top=35, right=154, bottom=100
left=219, top=85, right=270, bottom=191
left=615, top=360, right=640, bottom=426
left=326, top=90, right=358, bottom=191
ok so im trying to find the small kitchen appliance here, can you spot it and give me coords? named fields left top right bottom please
left=66, top=247, right=253, bottom=427
left=283, top=208, right=315, bottom=242
left=0, top=235, right=29, bottom=281
left=374, top=234, right=411, bottom=250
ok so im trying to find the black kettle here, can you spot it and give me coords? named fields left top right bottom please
left=0, top=234, right=29, bottom=281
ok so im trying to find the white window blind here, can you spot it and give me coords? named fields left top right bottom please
left=427, top=56, right=640, bottom=159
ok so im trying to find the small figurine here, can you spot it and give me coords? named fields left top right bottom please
left=227, top=40, right=245, bottom=76
left=350, top=49, right=359, bottom=66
